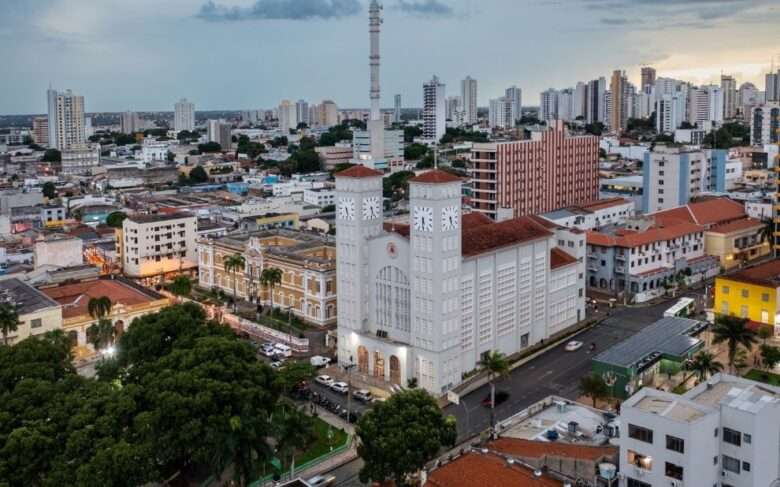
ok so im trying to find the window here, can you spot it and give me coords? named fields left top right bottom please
left=521, top=333, right=529, bottom=348
left=741, top=289, right=749, bottom=298
left=722, top=455, right=740, bottom=474
left=762, top=293, right=769, bottom=302
left=714, top=428, right=719, bottom=437
left=627, top=450, right=652, bottom=470
left=628, top=424, right=653, bottom=444
left=713, top=456, right=718, bottom=465
left=743, top=433, right=751, bottom=444
left=666, top=435, right=685, bottom=453
left=743, top=461, right=751, bottom=472
left=30, top=318, right=42, bottom=329
left=722, top=286, right=729, bottom=294
left=665, top=462, right=683, bottom=480
left=740, top=305, right=748, bottom=318
left=627, top=479, right=651, bottom=487
left=723, top=428, right=742, bottom=446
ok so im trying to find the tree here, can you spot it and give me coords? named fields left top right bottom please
left=224, top=254, right=246, bottom=310
left=189, top=165, right=209, bottom=184
left=403, top=125, right=423, bottom=143
left=274, top=406, right=315, bottom=478
left=87, top=318, right=115, bottom=351
left=0, top=302, right=20, bottom=346
left=480, top=351, right=509, bottom=434
left=42, top=148, right=61, bottom=163
left=760, top=344, right=780, bottom=370
left=167, top=275, right=192, bottom=298
left=579, top=373, right=609, bottom=407
left=758, top=325, right=773, bottom=344
left=198, top=142, right=222, bottom=153
left=105, top=211, right=127, bottom=229
left=88, top=296, right=112, bottom=321
left=42, top=181, right=57, bottom=199
left=260, top=267, right=283, bottom=311
left=712, top=314, right=757, bottom=370
left=584, top=122, right=605, bottom=136
left=684, top=351, right=723, bottom=384
left=357, top=389, right=457, bottom=486
left=404, top=143, right=429, bottom=160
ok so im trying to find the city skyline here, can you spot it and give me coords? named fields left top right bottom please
left=1, top=0, right=779, bottom=114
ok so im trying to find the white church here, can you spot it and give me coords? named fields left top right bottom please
left=335, top=166, right=586, bottom=395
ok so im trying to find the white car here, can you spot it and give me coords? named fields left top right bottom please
left=273, top=343, right=292, bottom=357
left=330, top=381, right=349, bottom=394
left=354, top=389, right=373, bottom=402
left=310, top=355, right=331, bottom=368
left=306, top=475, right=335, bottom=487
left=565, top=340, right=583, bottom=352
left=315, top=375, right=334, bottom=387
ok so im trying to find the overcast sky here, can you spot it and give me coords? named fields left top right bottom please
left=1, top=0, right=779, bottom=114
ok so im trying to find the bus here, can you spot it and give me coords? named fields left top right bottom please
left=664, top=297, right=695, bottom=318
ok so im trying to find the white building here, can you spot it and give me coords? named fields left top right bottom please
left=461, top=76, right=478, bottom=125
left=34, top=236, right=83, bottom=269
left=303, top=188, right=336, bottom=207
left=207, top=120, right=232, bottom=150
left=657, top=93, right=687, bottom=133
left=556, top=89, right=574, bottom=122
left=120, top=213, right=198, bottom=279
left=120, top=111, right=142, bottom=134
left=540, top=88, right=559, bottom=121
left=278, top=99, right=297, bottom=134
left=619, top=374, right=780, bottom=487
left=688, top=85, right=723, bottom=126
left=46, top=88, right=86, bottom=150
left=488, top=97, right=514, bottom=129
left=352, top=128, right=404, bottom=171
left=539, top=198, right=635, bottom=231
left=141, top=139, right=170, bottom=163
left=296, top=99, right=309, bottom=126
left=60, top=144, right=100, bottom=176
left=750, top=103, right=780, bottom=145
left=174, top=98, right=195, bottom=132
left=0, top=279, right=62, bottom=345
left=423, top=76, right=446, bottom=142
left=394, top=94, right=402, bottom=123
left=642, top=146, right=704, bottom=213
left=505, top=86, right=523, bottom=123
left=335, top=166, right=584, bottom=394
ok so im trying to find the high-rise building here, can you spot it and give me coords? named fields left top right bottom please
left=488, top=97, right=514, bottom=129
left=423, top=75, right=446, bottom=142
left=505, top=86, right=522, bottom=123
left=656, top=93, right=686, bottom=133
left=32, top=117, right=49, bottom=146
left=687, top=85, right=723, bottom=126
left=278, top=99, right=296, bottom=134
left=295, top=100, right=309, bottom=127
left=317, top=100, right=339, bottom=127
left=394, top=94, right=402, bottom=122
left=609, top=70, right=629, bottom=133
left=586, top=77, right=607, bottom=124
left=640, top=66, right=656, bottom=90
left=46, top=88, right=85, bottom=150
left=766, top=69, right=780, bottom=102
left=573, top=82, right=587, bottom=120
left=738, top=82, right=763, bottom=116
left=721, top=74, right=738, bottom=119
left=120, top=111, right=141, bottom=135
left=174, top=98, right=195, bottom=132
left=642, top=146, right=704, bottom=213
left=540, top=88, right=558, bottom=121
left=445, top=96, right=461, bottom=121
left=469, top=121, right=599, bottom=219
left=207, top=120, right=231, bottom=149
left=556, top=89, right=574, bottom=121
left=461, top=76, right=478, bottom=125
left=751, top=103, right=780, bottom=145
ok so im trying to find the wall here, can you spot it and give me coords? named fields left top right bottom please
left=714, top=276, right=777, bottom=326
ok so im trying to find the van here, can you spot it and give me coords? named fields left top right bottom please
left=273, top=344, right=292, bottom=357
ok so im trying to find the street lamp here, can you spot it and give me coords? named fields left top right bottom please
left=343, top=356, right=356, bottom=425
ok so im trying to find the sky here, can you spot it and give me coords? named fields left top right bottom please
left=1, top=0, right=779, bottom=114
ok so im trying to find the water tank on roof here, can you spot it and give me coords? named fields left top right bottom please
left=599, top=463, right=617, bottom=480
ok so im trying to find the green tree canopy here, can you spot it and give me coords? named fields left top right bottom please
left=579, top=373, right=609, bottom=407
left=105, top=211, right=127, bottom=229
left=197, top=142, right=222, bottom=153
left=189, top=165, right=209, bottom=184
left=167, top=275, right=192, bottom=297
left=42, top=182, right=57, bottom=199
left=712, top=314, right=757, bottom=370
left=42, top=149, right=61, bottom=163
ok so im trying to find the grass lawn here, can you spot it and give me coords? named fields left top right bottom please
left=295, top=416, right=348, bottom=466
left=744, top=369, right=780, bottom=386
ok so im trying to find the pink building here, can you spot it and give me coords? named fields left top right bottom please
left=469, top=121, right=599, bottom=219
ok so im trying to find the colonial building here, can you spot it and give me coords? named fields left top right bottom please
left=0, top=278, right=62, bottom=345
left=335, top=167, right=584, bottom=395
left=197, top=229, right=337, bottom=327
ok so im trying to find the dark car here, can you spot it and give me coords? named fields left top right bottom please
left=481, top=390, right=510, bottom=408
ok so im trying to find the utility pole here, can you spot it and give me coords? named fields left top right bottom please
left=344, top=357, right=356, bottom=424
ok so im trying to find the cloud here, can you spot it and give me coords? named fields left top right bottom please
left=196, top=0, right=362, bottom=21
left=396, top=0, right=453, bottom=16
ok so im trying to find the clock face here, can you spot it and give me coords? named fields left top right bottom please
left=413, top=206, right=433, bottom=232
left=362, top=196, right=381, bottom=220
left=441, top=206, right=460, bottom=231
left=337, top=197, right=355, bottom=221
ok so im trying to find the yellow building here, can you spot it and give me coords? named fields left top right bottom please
left=240, top=212, right=300, bottom=231
left=197, top=230, right=336, bottom=327
left=714, top=259, right=780, bottom=332
left=705, top=218, right=771, bottom=270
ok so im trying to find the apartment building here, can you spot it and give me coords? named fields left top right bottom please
left=197, top=230, right=337, bottom=326
left=750, top=103, right=780, bottom=145
left=642, top=146, right=704, bottom=213
left=619, top=374, right=780, bottom=487
left=303, top=188, right=336, bottom=207
left=714, top=260, right=780, bottom=331
left=469, top=121, right=599, bottom=219
left=539, top=197, right=635, bottom=231
left=118, top=213, right=198, bottom=281
left=335, top=167, right=584, bottom=394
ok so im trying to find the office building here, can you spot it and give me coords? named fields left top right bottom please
left=721, top=74, right=738, bottom=119
left=120, top=111, right=142, bottom=134
left=573, top=82, right=587, bottom=120
left=118, top=212, right=198, bottom=280
left=640, top=66, right=656, bottom=90
left=335, top=166, right=584, bottom=394
left=488, top=97, right=514, bottom=129
left=540, top=88, right=559, bottom=121
left=470, top=121, right=599, bottom=219
left=461, top=76, right=478, bottom=125
left=656, top=93, right=687, bottom=133
left=556, top=89, right=574, bottom=121
left=32, top=117, right=49, bottom=146
left=586, top=77, right=607, bottom=124
left=423, top=75, right=446, bottom=142
left=278, top=99, right=296, bottom=134
left=317, top=100, right=339, bottom=128
left=394, top=94, right=402, bottom=122
left=609, top=70, right=629, bottom=133
left=505, top=86, right=522, bottom=123
left=174, top=98, right=195, bottom=132
left=620, top=374, right=780, bottom=487
left=296, top=99, right=309, bottom=127
left=641, top=146, right=704, bottom=213
left=766, top=69, right=780, bottom=102
left=688, top=85, right=724, bottom=126
left=46, top=88, right=85, bottom=150
left=750, top=102, right=780, bottom=145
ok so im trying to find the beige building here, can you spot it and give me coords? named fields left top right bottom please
left=34, top=235, right=84, bottom=269
left=0, top=278, right=63, bottom=345
left=704, top=218, right=770, bottom=270
left=118, top=212, right=198, bottom=282
left=197, top=230, right=337, bottom=327
left=32, top=116, right=49, bottom=146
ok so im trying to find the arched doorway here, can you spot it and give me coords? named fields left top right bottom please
left=389, top=355, right=401, bottom=385
left=357, top=346, right=369, bottom=374
left=68, top=330, right=78, bottom=348
left=373, top=351, right=385, bottom=379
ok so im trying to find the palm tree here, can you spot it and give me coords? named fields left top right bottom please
left=275, top=406, right=315, bottom=479
left=0, top=302, right=20, bottom=346
left=87, top=318, right=115, bottom=352
left=480, top=351, right=509, bottom=435
left=224, top=254, right=246, bottom=311
left=579, top=373, right=609, bottom=407
left=260, top=267, right=283, bottom=311
left=87, top=296, right=112, bottom=320
left=759, top=218, right=774, bottom=245
left=684, top=351, right=723, bottom=384
left=712, top=315, right=758, bottom=371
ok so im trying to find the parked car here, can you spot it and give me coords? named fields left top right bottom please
left=273, top=343, right=292, bottom=357
left=330, top=381, right=349, bottom=394
left=315, top=375, right=334, bottom=387
left=481, top=390, right=510, bottom=408
left=565, top=340, right=583, bottom=352
left=270, top=360, right=284, bottom=369
left=306, top=475, right=335, bottom=487
left=354, top=389, right=373, bottom=403
left=260, top=344, right=276, bottom=357
left=310, top=355, right=331, bottom=368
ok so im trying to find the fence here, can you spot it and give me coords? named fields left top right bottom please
left=249, top=434, right=352, bottom=487
left=222, top=312, right=310, bottom=353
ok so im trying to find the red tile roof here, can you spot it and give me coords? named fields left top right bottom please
left=335, top=165, right=384, bottom=178
left=41, top=279, right=163, bottom=319
left=707, top=217, right=764, bottom=234
left=462, top=212, right=494, bottom=228
left=579, top=197, right=632, bottom=212
left=550, top=247, right=578, bottom=270
left=490, top=438, right=617, bottom=462
left=462, top=216, right=552, bottom=257
left=587, top=222, right=703, bottom=248
left=721, top=259, right=780, bottom=288
left=425, top=450, right=563, bottom=487
left=409, top=169, right=462, bottom=184
left=652, top=198, right=746, bottom=227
